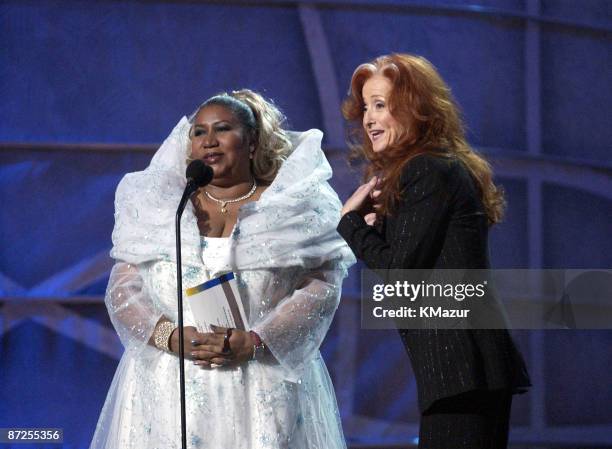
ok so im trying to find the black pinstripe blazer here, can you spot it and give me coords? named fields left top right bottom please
left=337, top=152, right=531, bottom=412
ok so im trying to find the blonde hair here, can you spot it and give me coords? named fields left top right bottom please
left=188, top=89, right=292, bottom=183
left=343, top=53, right=505, bottom=225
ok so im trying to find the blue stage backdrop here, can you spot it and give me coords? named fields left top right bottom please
left=1, top=1, right=611, bottom=448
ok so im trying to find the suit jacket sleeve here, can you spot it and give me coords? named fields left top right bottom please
left=337, top=155, right=452, bottom=270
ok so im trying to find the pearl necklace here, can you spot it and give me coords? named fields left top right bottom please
left=204, top=180, right=257, bottom=214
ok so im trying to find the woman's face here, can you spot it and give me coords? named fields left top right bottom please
left=190, top=104, right=252, bottom=185
left=361, top=75, right=402, bottom=153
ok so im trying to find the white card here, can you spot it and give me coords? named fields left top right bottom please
left=186, top=272, right=249, bottom=332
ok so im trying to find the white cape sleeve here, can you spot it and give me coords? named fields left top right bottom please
left=105, top=262, right=163, bottom=356
left=251, top=267, right=344, bottom=381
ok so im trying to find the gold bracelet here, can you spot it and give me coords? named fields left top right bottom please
left=154, top=321, right=176, bottom=352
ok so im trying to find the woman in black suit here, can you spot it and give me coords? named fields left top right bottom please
left=337, top=53, right=531, bottom=449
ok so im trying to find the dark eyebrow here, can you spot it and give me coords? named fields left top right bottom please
left=192, top=121, right=232, bottom=127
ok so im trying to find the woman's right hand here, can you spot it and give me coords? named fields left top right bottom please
left=169, top=326, right=225, bottom=361
left=341, top=177, right=378, bottom=217
left=364, top=188, right=382, bottom=225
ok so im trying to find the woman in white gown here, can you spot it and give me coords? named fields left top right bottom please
left=90, top=89, right=355, bottom=449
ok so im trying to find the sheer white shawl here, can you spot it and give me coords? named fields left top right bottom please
left=106, top=117, right=355, bottom=381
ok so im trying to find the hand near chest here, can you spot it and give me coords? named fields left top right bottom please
left=341, top=176, right=381, bottom=226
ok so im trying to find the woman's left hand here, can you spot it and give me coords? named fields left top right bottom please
left=191, top=325, right=254, bottom=368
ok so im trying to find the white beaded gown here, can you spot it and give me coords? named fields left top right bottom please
left=89, top=118, right=355, bottom=449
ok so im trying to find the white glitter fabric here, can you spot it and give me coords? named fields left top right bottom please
left=90, top=118, right=355, bottom=449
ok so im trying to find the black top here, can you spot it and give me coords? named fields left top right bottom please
left=337, top=152, right=531, bottom=412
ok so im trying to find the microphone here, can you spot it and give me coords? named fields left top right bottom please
left=186, top=159, right=214, bottom=190
left=178, top=160, right=214, bottom=215
left=174, top=159, right=213, bottom=449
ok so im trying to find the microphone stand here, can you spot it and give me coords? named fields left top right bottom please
left=175, top=180, right=197, bottom=449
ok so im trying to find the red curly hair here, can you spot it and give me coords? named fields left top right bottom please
left=342, top=53, right=505, bottom=225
